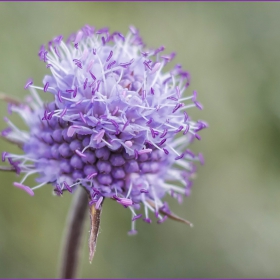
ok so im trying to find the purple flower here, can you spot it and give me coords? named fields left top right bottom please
left=1, top=25, right=207, bottom=234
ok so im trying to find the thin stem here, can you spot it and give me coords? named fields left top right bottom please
left=58, top=187, right=89, bottom=279
left=89, top=200, right=103, bottom=263
left=0, top=166, right=16, bottom=172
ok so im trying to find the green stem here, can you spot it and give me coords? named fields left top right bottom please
left=58, top=187, right=88, bottom=279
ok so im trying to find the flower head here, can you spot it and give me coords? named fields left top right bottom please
left=1, top=25, right=207, bottom=234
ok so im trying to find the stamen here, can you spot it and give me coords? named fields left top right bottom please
left=175, top=153, right=184, bottom=160
left=163, top=77, right=171, bottom=84
left=185, top=149, right=195, bottom=158
left=67, top=125, right=78, bottom=137
left=138, top=149, right=152, bottom=155
left=151, top=62, right=161, bottom=74
left=167, top=96, right=178, bottom=101
left=73, top=59, right=82, bottom=69
left=47, top=111, right=54, bottom=120
left=107, top=60, right=116, bottom=69
left=87, top=60, right=94, bottom=72
left=198, top=153, right=205, bottom=165
left=119, top=59, right=134, bottom=68
left=93, top=129, right=105, bottom=144
left=129, top=25, right=137, bottom=34
left=57, top=90, right=62, bottom=102
left=96, top=80, right=101, bottom=92
left=1, top=127, right=12, bottom=137
left=101, top=36, right=106, bottom=45
left=112, top=194, right=121, bottom=201
left=54, top=184, right=63, bottom=196
left=159, top=138, right=166, bottom=146
left=172, top=103, right=183, bottom=113
left=75, top=149, right=87, bottom=158
left=83, top=78, right=88, bottom=90
left=122, top=120, right=130, bottom=131
left=176, top=86, right=181, bottom=98
left=8, top=158, right=20, bottom=174
left=64, top=181, right=72, bottom=193
left=54, top=35, right=63, bottom=45
left=195, top=133, right=201, bottom=140
left=13, top=182, right=34, bottom=196
left=112, top=106, right=119, bottom=116
left=24, top=78, right=33, bottom=89
left=174, top=126, right=183, bottom=133
left=79, top=112, right=87, bottom=124
left=89, top=71, right=96, bottom=80
left=143, top=218, right=152, bottom=224
left=118, top=197, right=133, bottom=206
left=140, top=189, right=149, bottom=193
left=160, top=128, right=168, bottom=138
left=194, top=101, right=203, bottom=110
left=60, top=107, right=67, bottom=117
left=150, top=127, right=156, bottom=138
left=2, top=152, right=7, bottom=162
left=154, top=46, right=165, bottom=55
left=95, top=196, right=104, bottom=209
left=44, top=82, right=49, bottom=92
left=109, top=119, right=119, bottom=134
left=106, top=50, right=113, bottom=62
left=74, top=100, right=82, bottom=106
left=53, top=46, right=61, bottom=58
left=128, top=230, right=138, bottom=236
left=42, top=109, right=48, bottom=120
left=87, top=172, right=98, bottom=180
left=73, top=86, right=78, bottom=98
left=74, top=30, right=83, bottom=44
left=132, top=214, right=142, bottom=221
left=43, top=51, right=48, bottom=62
left=192, top=90, right=197, bottom=102
left=81, top=48, right=89, bottom=61
left=183, top=124, right=189, bottom=135
left=146, top=118, right=153, bottom=125
left=143, top=60, right=152, bottom=70
left=157, top=215, right=168, bottom=224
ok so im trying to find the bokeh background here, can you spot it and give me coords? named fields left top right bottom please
left=1, top=2, right=280, bottom=278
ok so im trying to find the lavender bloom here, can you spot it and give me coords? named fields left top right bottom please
left=1, top=25, right=207, bottom=234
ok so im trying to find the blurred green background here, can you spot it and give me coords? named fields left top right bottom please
left=1, top=2, right=280, bottom=278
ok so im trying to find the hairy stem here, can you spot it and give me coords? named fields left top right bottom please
left=59, top=187, right=88, bottom=279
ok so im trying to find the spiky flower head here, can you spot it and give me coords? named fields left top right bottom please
left=1, top=25, right=207, bottom=234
